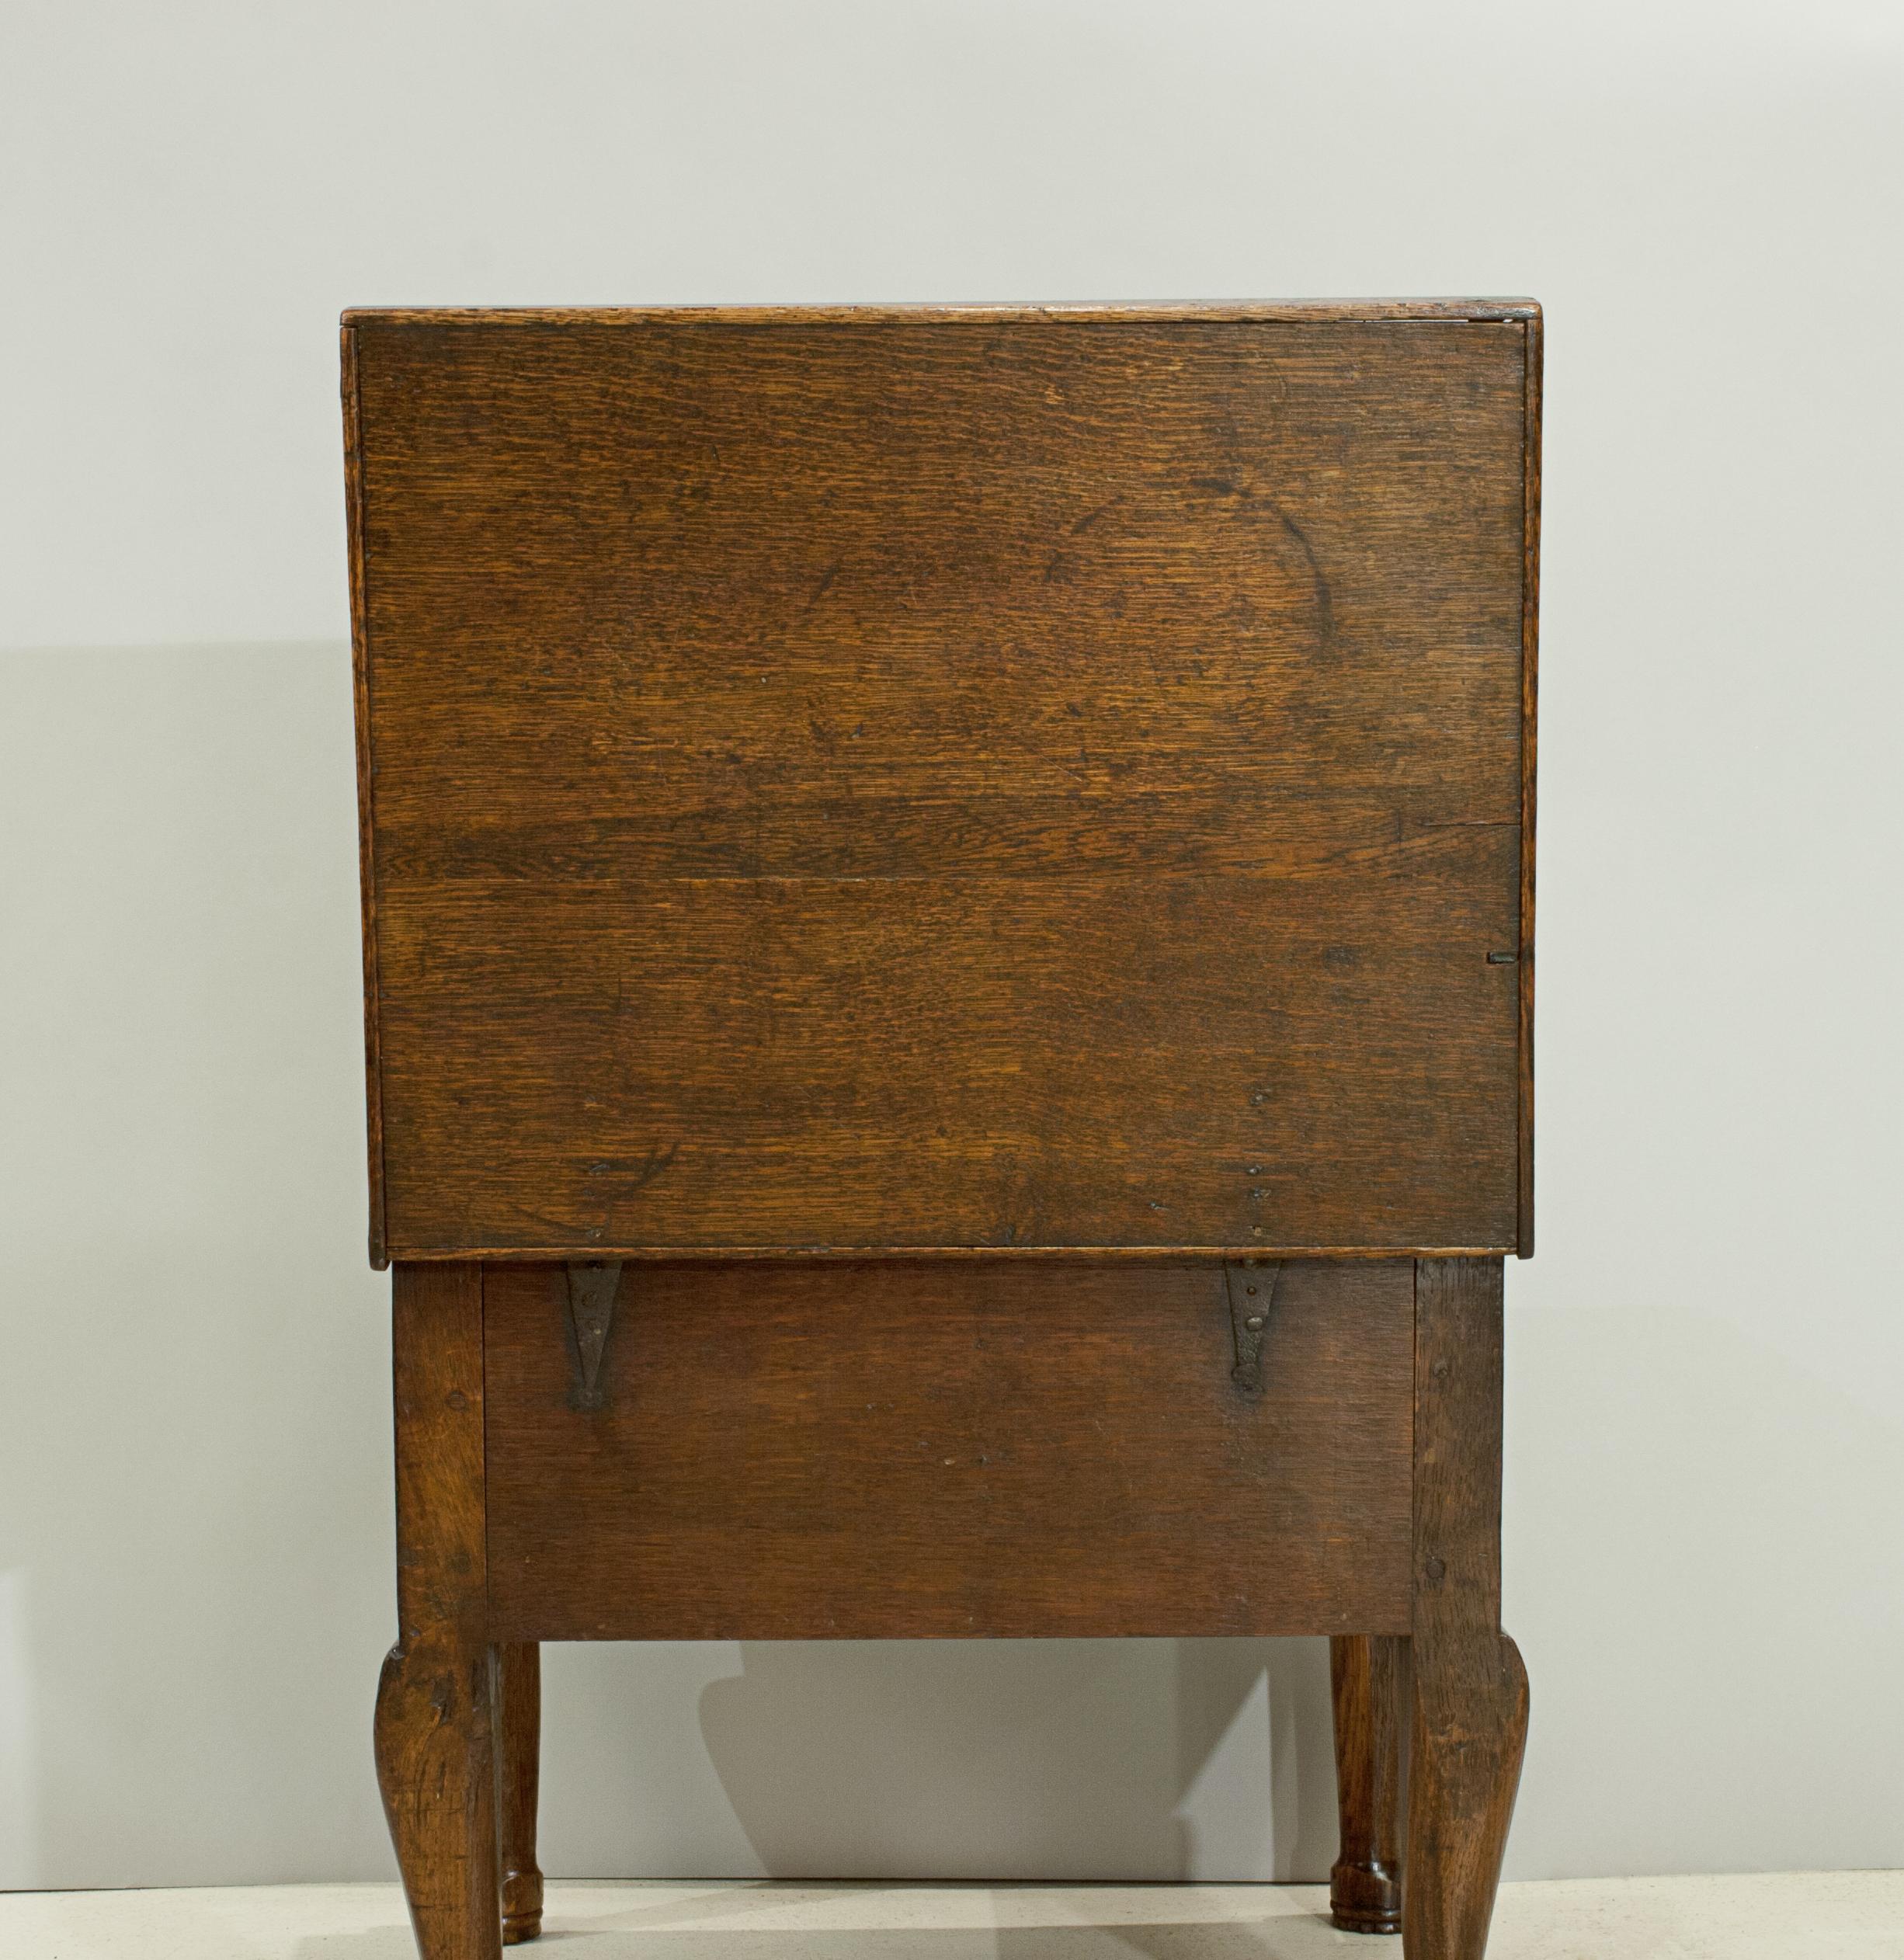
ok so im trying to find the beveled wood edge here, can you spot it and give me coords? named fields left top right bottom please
left=495, top=1611, right=1415, bottom=1643
left=341, top=326, right=388, bottom=1270
left=1517, top=313, right=1543, bottom=1259
left=380, top=1242, right=1507, bottom=1269
left=341, top=298, right=1542, bottom=329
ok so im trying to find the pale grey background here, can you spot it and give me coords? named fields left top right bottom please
left=3, top=0, right=1901, bottom=1892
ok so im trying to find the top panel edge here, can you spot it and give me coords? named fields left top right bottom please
left=340, top=298, right=1541, bottom=330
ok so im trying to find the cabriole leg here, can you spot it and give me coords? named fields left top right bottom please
left=374, top=1264, right=502, bottom=1960
left=1403, top=1258, right=1529, bottom=1960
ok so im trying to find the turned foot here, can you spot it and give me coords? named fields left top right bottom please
left=495, top=1642, right=544, bottom=1944
left=1330, top=1633, right=1410, bottom=1934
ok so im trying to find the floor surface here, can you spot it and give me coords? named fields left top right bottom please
left=4, top=1871, right=1900, bottom=1959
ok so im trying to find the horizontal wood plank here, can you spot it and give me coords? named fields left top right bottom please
left=483, top=1259, right=1415, bottom=1640
left=349, top=312, right=1533, bottom=1257
left=346, top=300, right=1540, bottom=328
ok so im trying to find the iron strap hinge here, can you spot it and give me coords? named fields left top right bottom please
left=1223, top=1260, right=1283, bottom=1392
left=565, top=1260, right=623, bottom=1409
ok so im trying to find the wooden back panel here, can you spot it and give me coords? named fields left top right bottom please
left=344, top=304, right=1539, bottom=1265
left=482, top=1257, right=1416, bottom=1641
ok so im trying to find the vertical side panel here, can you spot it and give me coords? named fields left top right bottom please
left=342, top=325, right=387, bottom=1269
left=1517, top=312, right=1543, bottom=1256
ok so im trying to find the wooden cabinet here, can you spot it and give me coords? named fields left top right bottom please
left=346, top=302, right=1540, bottom=1956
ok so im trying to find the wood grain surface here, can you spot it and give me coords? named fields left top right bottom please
left=1330, top=1632, right=1411, bottom=1934
left=483, top=1257, right=1415, bottom=1641
left=346, top=307, right=1538, bottom=1261
left=1405, top=1257, right=1529, bottom=1958
left=492, top=1643, right=542, bottom=1946
left=1517, top=313, right=1543, bottom=1255
left=373, top=1265, right=501, bottom=1960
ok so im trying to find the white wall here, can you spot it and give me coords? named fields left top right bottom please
left=2, top=0, right=1900, bottom=1892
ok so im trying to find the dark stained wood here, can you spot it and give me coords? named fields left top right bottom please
left=1330, top=1633, right=1410, bottom=1934
left=483, top=1259, right=1415, bottom=1641
left=346, top=305, right=1544, bottom=1959
left=1517, top=311, right=1542, bottom=1256
left=1405, top=1257, right=1529, bottom=1958
left=341, top=325, right=387, bottom=1270
left=345, top=301, right=1541, bottom=328
left=492, top=1643, right=543, bottom=1946
left=344, top=307, right=1538, bottom=1263
left=374, top=1264, right=500, bottom=1960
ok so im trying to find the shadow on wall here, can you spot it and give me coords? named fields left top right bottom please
left=701, top=1637, right=1334, bottom=1882
left=537, top=1624, right=1342, bottom=1883
left=0, top=644, right=395, bottom=1892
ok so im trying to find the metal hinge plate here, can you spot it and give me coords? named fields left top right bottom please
left=1223, top=1260, right=1283, bottom=1392
left=565, top=1260, right=622, bottom=1409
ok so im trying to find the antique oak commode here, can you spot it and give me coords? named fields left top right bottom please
left=342, top=301, right=1541, bottom=1959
